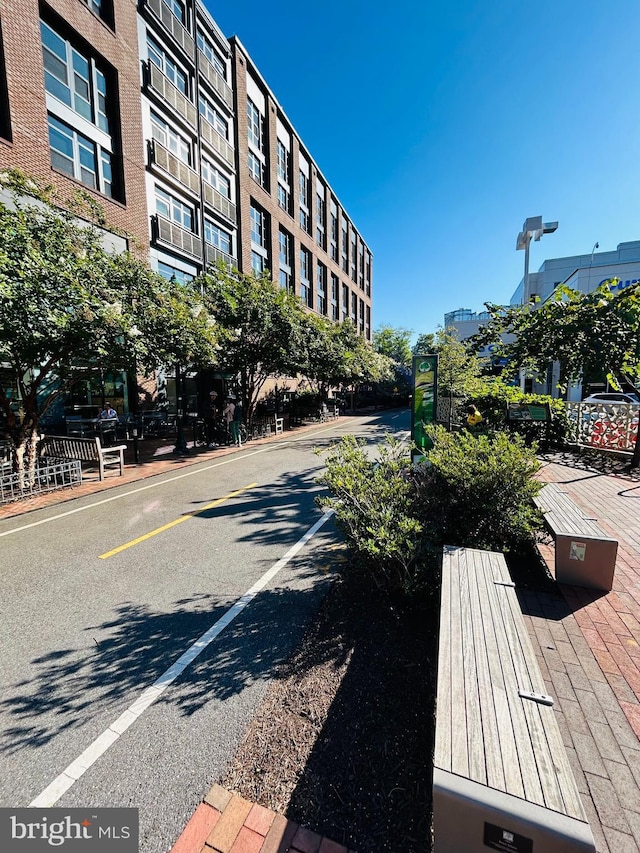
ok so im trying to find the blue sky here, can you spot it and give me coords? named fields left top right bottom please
left=207, top=0, right=640, bottom=338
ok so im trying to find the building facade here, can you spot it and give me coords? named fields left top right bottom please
left=0, top=0, right=373, bottom=414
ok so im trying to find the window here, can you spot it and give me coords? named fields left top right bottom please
left=351, top=233, right=357, bottom=281
left=277, top=184, right=290, bottom=213
left=316, top=187, right=325, bottom=248
left=351, top=291, right=357, bottom=324
left=250, top=204, right=266, bottom=248
left=299, top=208, right=309, bottom=232
left=202, top=158, right=230, bottom=197
left=247, top=98, right=263, bottom=151
left=331, top=274, right=339, bottom=321
left=155, top=185, right=193, bottom=230
left=277, top=140, right=289, bottom=182
left=197, top=31, right=226, bottom=78
left=365, top=252, right=371, bottom=296
left=80, top=0, right=114, bottom=26
left=251, top=251, right=265, bottom=276
left=365, top=304, right=371, bottom=340
left=151, top=111, right=190, bottom=164
left=204, top=220, right=231, bottom=254
left=279, top=229, right=291, bottom=267
left=317, top=262, right=326, bottom=315
left=299, top=170, right=308, bottom=206
left=279, top=269, right=290, bottom=290
left=341, top=221, right=348, bottom=272
left=279, top=228, right=292, bottom=291
left=300, top=248, right=311, bottom=307
left=359, top=298, right=365, bottom=333
left=41, top=21, right=109, bottom=132
left=82, top=0, right=102, bottom=14
left=163, top=0, right=186, bottom=26
left=48, top=114, right=112, bottom=195
left=330, top=209, right=338, bottom=262
left=147, top=35, right=188, bottom=95
left=199, top=93, right=227, bottom=137
left=248, top=151, right=262, bottom=185
left=359, top=245, right=365, bottom=289
left=341, top=284, right=349, bottom=321
left=158, top=261, right=194, bottom=285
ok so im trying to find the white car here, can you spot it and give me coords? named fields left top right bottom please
left=582, top=392, right=640, bottom=405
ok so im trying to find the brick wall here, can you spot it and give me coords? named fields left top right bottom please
left=0, top=0, right=149, bottom=256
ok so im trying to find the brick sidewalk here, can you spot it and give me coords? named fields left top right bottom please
left=524, top=456, right=640, bottom=852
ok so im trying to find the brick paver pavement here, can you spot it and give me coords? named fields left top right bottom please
left=526, top=455, right=640, bottom=852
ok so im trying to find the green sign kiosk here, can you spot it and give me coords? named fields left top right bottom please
left=411, top=354, right=438, bottom=462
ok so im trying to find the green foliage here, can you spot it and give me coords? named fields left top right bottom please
left=316, top=427, right=544, bottom=595
left=373, top=324, right=413, bottom=366
left=413, top=427, right=543, bottom=553
left=432, top=327, right=483, bottom=398
left=199, top=267, right=307, bottom=419
left=470, top=377, right=571, bottom=446
left=302, top=316, right=392, bottom=399
left=316, top=435, right=425, bottom=593
left=0, top=173, right=218, bottom=477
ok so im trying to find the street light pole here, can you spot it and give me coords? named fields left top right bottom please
left=516, top=216, right=558, bottom=304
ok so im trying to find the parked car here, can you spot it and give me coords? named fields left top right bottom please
left=582, top=392, right=640, bottom=405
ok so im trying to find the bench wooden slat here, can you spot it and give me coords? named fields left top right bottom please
left=38, top=436, right=126, bottom=481
left=459, top=549, right=486, bottom=784
left=434, top=544, right=452, bottom=773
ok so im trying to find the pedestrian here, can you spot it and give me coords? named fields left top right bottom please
left=204, top=390, right=219, bottom=448
left=231, top=399, right=244, bottom=446
left=466, top=403, right=483, bottom=429
left=222, top=397, right=235, bottom=444
left=99, top=402, right=117, bottom=420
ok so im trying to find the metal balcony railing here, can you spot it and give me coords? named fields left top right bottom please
left=151, top=141, right=200, bottom=195
left=199, top=117, right=235, bottom=167
left=202, top=181, right=236, bottom=222
left=154, top=214, right=202, bottom=259
left=197, top=50, right=233, bottom=110
left=145, top=0, right=195, bottom=57
left=147, top=62, right=197, bottom=128
left=204, top=243, right=236, bottom=269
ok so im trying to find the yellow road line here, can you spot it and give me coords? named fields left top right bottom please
left=99, top=483, right=258, bottom=559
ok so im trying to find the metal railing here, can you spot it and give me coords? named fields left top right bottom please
left=0, top=457, right=82, bottom=505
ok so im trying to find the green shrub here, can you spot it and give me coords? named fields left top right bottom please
left=414, top=426, right=543, bottom=552
left=316, top=434, right=424, bottom=593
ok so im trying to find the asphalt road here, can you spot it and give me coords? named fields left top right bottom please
left=0, top=409, right=409, bottom=852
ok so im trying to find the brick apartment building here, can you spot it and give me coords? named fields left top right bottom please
left=0, top=0, right=373, bottom=412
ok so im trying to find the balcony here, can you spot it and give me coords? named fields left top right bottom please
left=205, top=243, right=236, bottom=269
left=151, top=141, right=200, bottom=195
left=154, top=214, right=202, bottom=259
left=145, top=0, right=194, bottom=58
left=147, top=62, right=197, bottom=129
left=199, top=117, right=235, bottom=167
left=198, top=50, right=233, bottom=110
left=202, top=181, right=236, bottom=223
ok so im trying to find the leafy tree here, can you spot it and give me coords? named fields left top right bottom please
left=470, top=282, right=640, bottom=464
left=199, top=267, right=307, bottom=420
left=413, top=332, right=436, bottom=355
left=0, top=172, right=218, bottom=482
left=303, top=316, right=392, bottom=399
left=373, top=324, right=413, bottom=400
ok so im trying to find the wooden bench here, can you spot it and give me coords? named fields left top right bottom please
left=434, top=545, right=595, bottom=853
left=534, top=483, right=618, bottom=591
left=39, top=435, right=127, bottom=481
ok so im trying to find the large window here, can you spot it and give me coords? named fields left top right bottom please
left=316, top=262, right=326, bottom=315
left=330, top=273, right=339, bottom=321
left=158, top=261, right=194, bottom=285
left=341, top=221, right=348, bottom=272
left=300, top=248, right=311, bottom=307
left=48, top=114, right=112, bottom=196
left=151, top=111, right=190, bottom=164
left=248, top=151, right=263, bottom=185
left=247, top=98, right=263, bottom=151
left=277, top=140, right=289, bottom=182
left=197, top=30, right=226, bottom=78
left=163, top=0, right=186, bottom=26
left=41, top=21, right=109, bottom=132
left=250, top=204, right=266, bottom=248
left=147, top=35, right=188, bottom=95
left=277, top=184, right=290, bottom=214
left=279, top=228, right=292, bottom=291
left=199, top=93, right=227, bottom=138
left=155, top=185, right=193, bottom=230
left=204, top=220, right=231, bottom=254
left=201, top=158, right=230, bottom=197
left=316, top=191, right=325, bottom=248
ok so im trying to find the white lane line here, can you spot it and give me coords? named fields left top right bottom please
left=29, top=509, right=335, bottom=808
left=0, top=424, right=340, bottom=540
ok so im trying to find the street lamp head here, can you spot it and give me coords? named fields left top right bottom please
left=516, top=216, right=558, bottom=250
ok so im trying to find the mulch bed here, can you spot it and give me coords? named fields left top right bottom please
left=220, top=566, right=436, bottom=852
